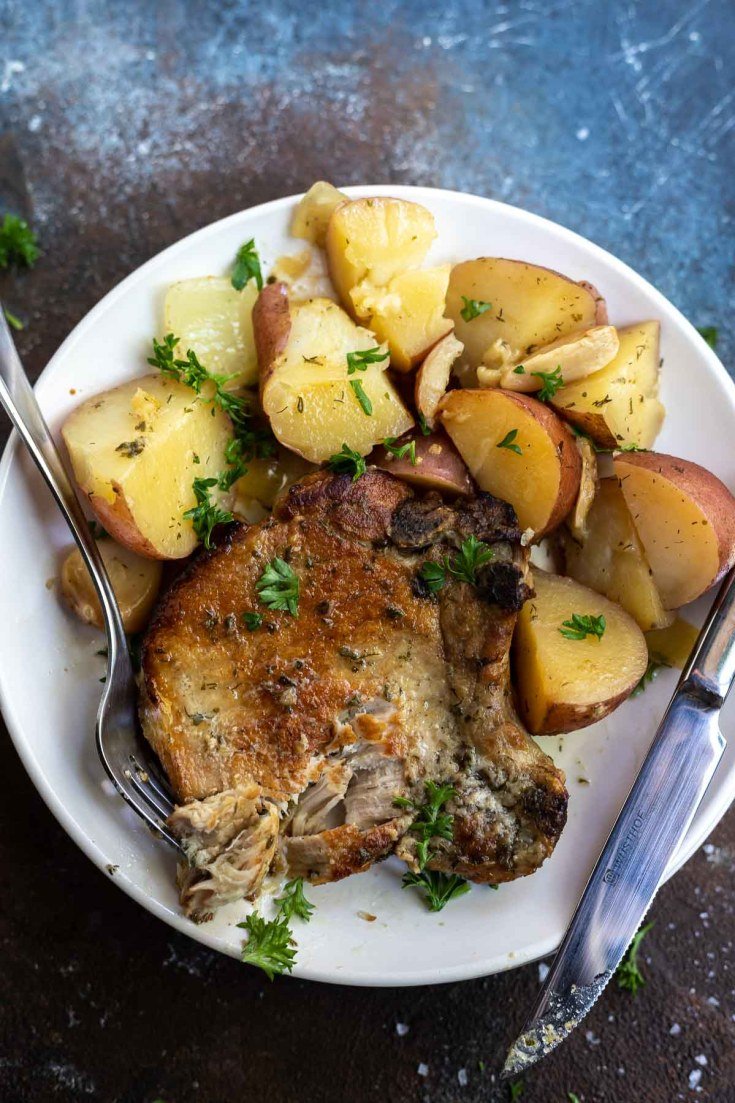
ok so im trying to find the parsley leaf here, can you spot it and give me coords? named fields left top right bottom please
left=242, top=611, right=263, bottom=631
left=532, top=364, right=564, bottom=401
left=559, top=613, right=606, bottom=641
left=460, top=296, right=492, bottom=322
left=497, top=428, right=522, bottom=454
left=446, top=534, right=494, bottom=585
left=231, top=238, right=263, bottom=291
left=697, top=325, right=718, bottom=349
left=383, top=436, right=417, bottom=465
left=183, top=477, right=234, bottom=548
left=402, top=869, right=470, bottom=911
left=632, top=653, right=670, bottom=696
left=417, top=411, right=431, bottom=436
left=395, top=781, right=456, bottom=869
left=346, top=347, right=389, bottom=374
left=327, top=443, right=366, bottom=481
left=238, top=913, right=296, bottom=980
left=567, top=1094, right=581, bottom=1103
left=617, top=443, right=645, bottom=452
left=512, top=365, right=525, bottom=374
left=349, top=378, right=373, bottom=415
left=3, top=307, right=23, bottom=331
left=273, top=878, right=315, bottom=923
left=617, top=920, right=654, bottom=994
left=0, top=214, right=39, bottom=268
left=419, top=560, right=447, bottom=594
left=508, top=1082, right=524, bottom=1102
left=256, top=556, right=300, bottom=616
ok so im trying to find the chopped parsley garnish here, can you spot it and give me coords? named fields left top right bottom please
left=417, top=411, right=431, bottom=436
left=559, top=613, right=606, bottom=641
left=631, top=653, right=670, bottom=696
left=349, top=378, right=373, bottom=415
left=616, top=920, right=654, bottom=994
left=231, top=238, right=263, bottom=292
left=238, top=876, right=314, bottom=979
left=697, top=326, right=718, bottom=349
left=149, top=333, right=252, bottom=431
left=346, top=347, right=389, bottom=374
left=242, top=611, right=263, bottom=631
left=419, top=535, right=494, bottom=593
left=508, top=1081, right=524, bottom=1102
left=532, top=365, right=564, bottom=401
left=395, top=781, right=455, bottom=868
left=183, top=477, right=234, bottom=548
left=273, top=877, right=315, bottom=923
left=256, top=556, right=300, bottom=616
left=497, top=428, right=522, bottom=454
left=115, top=437, right=145, bottom=457
left=383, top=436, right=417, bottom=465
left=0, top=213, right=39, bottom=268
left=512, top=364, right=525, bottom=374
left=617, top=442, right=645, bottom=452
left=3, top=307, right=23, bottom=331
left=567, top=1094, right=581, bottom=1103
left=327, top=443, right=366, bottom=481
left=402, top=869, right=470, bottom=911
left=217, top=426, right=276, bottom=490
left=460, top=296, right=492, bottom=322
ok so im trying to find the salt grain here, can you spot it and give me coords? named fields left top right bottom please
left=417, top=1063, right=429, bottom=1077
left=458, top=1068, right=468, bottom=1086
left=396, top=1022, right=409, bottom=1037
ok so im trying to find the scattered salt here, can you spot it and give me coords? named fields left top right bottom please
left=417, top=1063, right=429, bottom=1077
left=396, top=1022, right=409, bottom=1037
left=538, top=962, right=550, bottom=983
left=670, top=1023, right=681, bottom=1036
left=688, top=1068, right=702, bottom=1090
left=458, top=1068, right=468, bottom=1086
left=695, top=1055, right=708, bottom=1067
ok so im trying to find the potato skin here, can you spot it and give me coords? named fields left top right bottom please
left=253, top=281, right=292, bottom=396
left=86, top=486, right=161, bottom=559
left=371, top=429, right=474, bottom=497
left=415, top=332, right=463, bottom=428
left=578, top=280, right=609, bottom=324
left=60, top=540, right=162, bottom=633
left=527, top=688, right=635, bottom=736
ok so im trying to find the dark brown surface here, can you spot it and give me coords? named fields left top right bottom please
left=2, top=2, right=734, bottom=1101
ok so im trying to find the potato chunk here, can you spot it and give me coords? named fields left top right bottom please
left=254, top=284, right=413, bottom=463
left=446, top=258, right=598, bottom=379
left=352, top=266, right=453, bottom=372
left=291, top=181, right=348, bottom=246
left=513, top=570, right=648, bottom=734
left=325, top=197, right=437, bottom=319
left=62, top=374, right=232, bottom=559
left=164, top=277, right=259, bottom=387
left=439, top=389, right=581, bottom=538
left=371, top=429, right=473, bottom=497
left=415, top=332, right=464, bottom=428
left=562, top=478, right=673, bottom=631
left=550, top=321, right=664, bottom=449
left=480, top=326, right=619, bottom=392
left=60, top=539, right=162, bottom=633
left=567, top=435, right=598, bottom=544
left=614, top=451, right=735, bottom=607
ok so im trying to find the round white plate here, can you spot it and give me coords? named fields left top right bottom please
left=1, top=186, right=733, bottom=987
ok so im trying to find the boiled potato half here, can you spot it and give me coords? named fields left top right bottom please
left=562, top=477, right=673, bottom=631
left=514, top=570, right=648, bottom=734
left=550, top=321, right=664, bottom=449
left=446, top=258, right=598, bottom=379
left=439, top=389, right=581, bottom=538
left=614, top=451, right=735, bottom=608
left=164, top=276, right=259, bottom=387
left=480, top=325, right=619, bottom=393
left=229, top=446, right=315, bottom=522
left=352, top=266, right=453, bottom=372
left=326, top=197, right=437, bottom=319
left=62, top=374, right=232, bottom=559
left=60, top=539, right=162, bottom=633
left=254, top=283, right=413, bottom=463
left=290, top=181, right=348, bottom=246
left=415, top=332, right=464, bottom=428
left=371, top=428, right=473, bottom=497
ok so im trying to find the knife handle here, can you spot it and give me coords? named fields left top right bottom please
left=681, top=567, right=735, bottom=706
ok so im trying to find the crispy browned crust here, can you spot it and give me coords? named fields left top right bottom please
left=140, top=468, right=568, bottom=897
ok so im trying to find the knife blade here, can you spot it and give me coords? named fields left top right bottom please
left=502, top=566, right=735, bottom=1078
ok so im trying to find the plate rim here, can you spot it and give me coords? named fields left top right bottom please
left=1, top=183, right=733, bottom=987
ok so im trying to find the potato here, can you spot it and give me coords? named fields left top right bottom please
left=550, top=321, right=664, bottom=449
left=229, top=447, right=314, bottom=519
left=614, top=451, right=735, bottom=608
left=371, top=428, right=473, bottom=496
left=164, top=277, right=259, bottom=387
left=446, top=258, right=598, bottom=378
left=290, top=181, right=348, bottom=246
left=480, top=326, right=619, bottom=393
left=254, top=284, right=414, bottom=463
left=645, top=617, right=699, bottom=669
left=513, top=570, right=648, bottom=734
left=578, top=280, right=609, bottom=324
left=269, top=248, right=337, bottom=303
left=62, top=374, right=232, bottom=559
left=415, top=332, right=463, bottom=428
left=562, top=478, right=673, bottom=631
left=567, top=435, right=598, bottom=543
left=60, top=539, right=162, bottom=633
left=439, top=389, right=581, bottom=539
left=352, top=266, right=453, bottom=372
left=325, top=197, right=437, bottom=319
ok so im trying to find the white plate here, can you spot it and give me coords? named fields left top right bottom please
left=1, top=186, right=733, bottom=987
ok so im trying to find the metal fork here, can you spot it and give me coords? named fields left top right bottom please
left=0, top=305, right=182, bottom=851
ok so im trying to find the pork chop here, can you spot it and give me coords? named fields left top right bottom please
left=140, top=469, right=567, bottom=920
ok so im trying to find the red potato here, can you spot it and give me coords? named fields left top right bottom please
left=415, top=332, right=464, bottom=428
left=438, top=389, right=582, bottom=539
left=614, top=451, right=735, bottom=608
left=371, top=428, right=474, bottom=496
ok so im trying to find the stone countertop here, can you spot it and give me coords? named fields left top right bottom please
left=1, top=2, right=733, bottom=1100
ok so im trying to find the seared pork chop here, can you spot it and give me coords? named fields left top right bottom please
left=140, top=470, right=567, bottom=920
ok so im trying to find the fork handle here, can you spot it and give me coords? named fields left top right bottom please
left=0, top=305, right=127, bottom=655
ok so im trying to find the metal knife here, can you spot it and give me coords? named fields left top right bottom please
left=502, top=566, right=735, bottom=1078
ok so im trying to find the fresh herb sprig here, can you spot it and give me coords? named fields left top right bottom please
left=632, top=653, right=670, bottom=696
left=402, top=869, right=470, bottom=911
left=616, top=921, right=654, bottom=994
left=508, top=1081, right=524, bottom=1102
left=559, top=613, right=606, bottom=641
left=346, top=347, right=389, bottom=374
left=420, top=535, right=495, bottom=593
left=274, top=878, right=315, bottom=923
left=349, top=378, right=373, bottom=415
left=256, top=556, right=300, bottom=616
left=231, top=238, right=263, bottom=292
left=395, top=782, right=470, bottom=912
left=697, top=326, right=718, bottom=349
left=460, top=296, right=492, bottom=322
left=383, top=436, right=417, bottom=465
left=497, top=428, right=522, bottom=454
left=238, top=876, right=314, bottom=979
left=327, top=443, right=366, bottom=481
left=3, top=307, right=23, bottom=331
left=0, top=213, right=39, bottom=268
left=148, top=333, right=251, bottom=430
left=183, top=477, right=234, bottom=548
left=532, top=365, right=564, bottom=401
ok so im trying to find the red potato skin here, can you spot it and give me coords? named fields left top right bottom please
left=614, top=450, right=735, bottom=586
left=86, top=486, right=162, bottom=559
left=578, top=280, right=609, bottom=324
left=371, top=429, right=474, bottom=497
left=253, top=281, right=291, bottom=397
